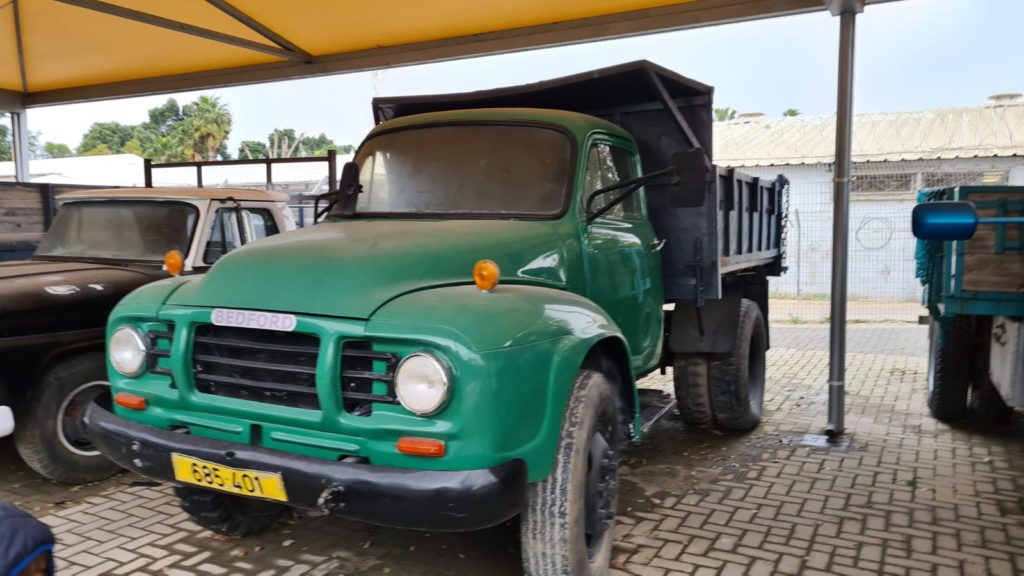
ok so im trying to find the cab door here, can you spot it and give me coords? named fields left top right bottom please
left=580, top=137, right=664, bottom=372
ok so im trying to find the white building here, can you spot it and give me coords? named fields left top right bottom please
left=714, top=95, right=1024, bottom=302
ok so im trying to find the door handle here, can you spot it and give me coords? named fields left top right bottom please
left=648, top=239, right=666, bottom=253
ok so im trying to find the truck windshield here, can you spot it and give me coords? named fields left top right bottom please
left=347, top=125, right=571, bottom=217
left=35, top=201, right=198, bottom=262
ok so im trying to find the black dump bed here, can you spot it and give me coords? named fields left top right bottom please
left=373, top=60, right=786, bottom=301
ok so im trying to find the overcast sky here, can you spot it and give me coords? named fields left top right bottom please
left=25, top=0, right=1024, bottom=154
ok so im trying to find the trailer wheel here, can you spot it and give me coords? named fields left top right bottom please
left=672, top=355, right=713, bottom=428
left=14, top=352, right=121, bottom=484
left=521, top=370, right=622, bottom=576
left=175, top=486, right=288, bottom=537
left=927, top=317, right=972, bottom=423
left=708, top=299, right=766, bottom=432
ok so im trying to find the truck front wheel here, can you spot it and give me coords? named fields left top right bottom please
left=14, top=352, right=121, bottom=483
left=175, top=486, right=288, bottom=537
left=708, top=299, right=767, bottom=432
left=927, top=317, right=972, bottom=423
left=521, top=370, right=623, bottom=576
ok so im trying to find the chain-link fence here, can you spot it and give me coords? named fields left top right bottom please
left=737, top=158, right=1024, bottom=324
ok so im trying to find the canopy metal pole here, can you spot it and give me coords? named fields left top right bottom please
left=826, top=0, right=861, bottom=436
left=11, top=111, right=30, bottom=182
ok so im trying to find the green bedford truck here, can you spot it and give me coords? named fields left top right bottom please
left=85, top=62, right=786, bottom=575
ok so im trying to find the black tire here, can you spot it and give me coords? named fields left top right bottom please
left=14, top=352, right=120, bottom=484
left=521, top=370, right=623, bottom=576
left=927, top=317, right=972, bottom=423
left=708, top=299, right=767, bottom=432
left=673, top=354, right=713, bottom=428
left=175, top=486, right=288, bottom=537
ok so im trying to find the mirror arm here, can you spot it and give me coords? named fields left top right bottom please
left=585, top=166, right=676, bottom=224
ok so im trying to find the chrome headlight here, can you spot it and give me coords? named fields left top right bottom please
left=395, top=352, right=450, bottom=416
left=110, top=326, right=147, bottom=376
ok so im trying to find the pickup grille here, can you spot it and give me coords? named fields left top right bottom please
left=192, top=325, right=320, bottom=410
left=145, top=324, right=175, bottom=380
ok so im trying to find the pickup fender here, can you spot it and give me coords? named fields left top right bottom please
left=369, top=284, right=637, bottom=481
left=107, top=276, right=196, bottom=334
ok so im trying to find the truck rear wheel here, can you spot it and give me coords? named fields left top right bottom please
left=927, top=317, right=972, bottom=423
left=673, top=355, right=713, bottom=428
left=175, top=486, right=288, bottom=537
left=708, top=299, right=767, bottom=432
left=970, top=378, right=1013, bottom=426
left=521, top=370, right=622, bottom=576
left=14, top=352, right=121, bottom=484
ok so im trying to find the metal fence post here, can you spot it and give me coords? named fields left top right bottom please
left=11, top=111, right=30, bottom=182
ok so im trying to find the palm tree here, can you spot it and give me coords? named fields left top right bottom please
left=183, top=95, right=232, bottom=161
left=714, top=107, right=738, bottom=122
left=782, top=108, right=801, bottom=117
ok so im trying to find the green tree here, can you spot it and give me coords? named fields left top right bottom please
left=298, top=132, right=337, bottom=156
left=0, top=114, right=11, bottom=161
left=238, top=140, right=268, bottom=159
left=82, top=143, right=113, bottom=156
left=714, top=107, right=738, bottom=122
left=181, top=95, right=232, bottom=161
left=41, top=142, right=73, bottom=158
left=782, top=108, right=801, bottom=117
left=77, top=121, right=134, bottom=155
left=143, top=98, right=184, bottom=136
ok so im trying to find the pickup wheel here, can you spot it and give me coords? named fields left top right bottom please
left=175, top=486, right=288, bottom=537
left=672, top=355, right=713, bottom=428
left=927, top=317, right=972, bottom=423
left=14, top=352, right=121, bottom=484
left=521, top=370, right=622, bottom=576
left=708, top=299, right=767, bottom=432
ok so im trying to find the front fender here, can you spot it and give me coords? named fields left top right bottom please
left=369, top=285, right=635, bottom=481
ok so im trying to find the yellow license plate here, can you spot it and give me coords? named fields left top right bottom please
left=170, top=453, right=289, bottom=502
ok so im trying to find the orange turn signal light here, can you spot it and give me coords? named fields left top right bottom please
left=164, top=250, right=184, bottom=276
left=473, top=259, right=500, bottom=292
left=114, top=392, right=147, bottom=411
left=396, top=437, right=446, bottom=457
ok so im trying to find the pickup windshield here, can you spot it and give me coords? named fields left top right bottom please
left=35, top=201, right=198, bottom=262
left=347, top=125, right=571, bottom=217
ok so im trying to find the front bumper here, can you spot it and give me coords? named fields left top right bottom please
left=84, top=402, right=526, bottom=531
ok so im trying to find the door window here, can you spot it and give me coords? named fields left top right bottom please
left=583, top=143, right=642, bottom=220
left=203, top=208, right=280, bottom=264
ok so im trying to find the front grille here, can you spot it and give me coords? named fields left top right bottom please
left=341, top=342, right=398, bottom=416
left=145, top=325, right=174, bottom=380
left=192, top=325, right=320, bottom=410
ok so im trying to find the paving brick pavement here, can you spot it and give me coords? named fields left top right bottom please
left=0, top=324, right=1021, bottom=575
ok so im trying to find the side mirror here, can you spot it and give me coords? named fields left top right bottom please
left=912, top=201, right=978, bottom=240
left=315, top=161, right=361, bottom=221
left=337, top=161, right=361, bottom=213
left=668, top=148, right=707, bottom=208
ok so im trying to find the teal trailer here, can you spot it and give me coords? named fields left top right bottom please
left=914, top=186, right=1024, bottom=423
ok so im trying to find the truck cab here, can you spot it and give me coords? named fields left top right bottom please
left=86, top=62, right=786, bottom=576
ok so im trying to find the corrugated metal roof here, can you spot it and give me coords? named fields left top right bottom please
left=713, top=102, right=1024, bottom=167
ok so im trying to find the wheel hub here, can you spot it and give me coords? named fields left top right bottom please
left=584, top=428, right=617, bottom=559
left=57, top=380, right=110, bottom=457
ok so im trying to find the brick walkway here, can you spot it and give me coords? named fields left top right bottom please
left=1, top=325, right=1022, bottom=575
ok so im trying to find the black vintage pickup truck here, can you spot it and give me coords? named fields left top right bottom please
left=1, top=187, right=294, bottom=482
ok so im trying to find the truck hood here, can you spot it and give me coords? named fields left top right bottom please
left=168, top=219, right=575, bottom=319
left=0, top=259, right=164, bottom=339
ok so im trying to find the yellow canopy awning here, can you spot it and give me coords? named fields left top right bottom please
left=0, top=0, right=892, bottom=109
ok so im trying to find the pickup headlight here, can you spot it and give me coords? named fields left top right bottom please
left=110, top=326, right=147, bottom=376
left=395, top=352, right=450, bottom=416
